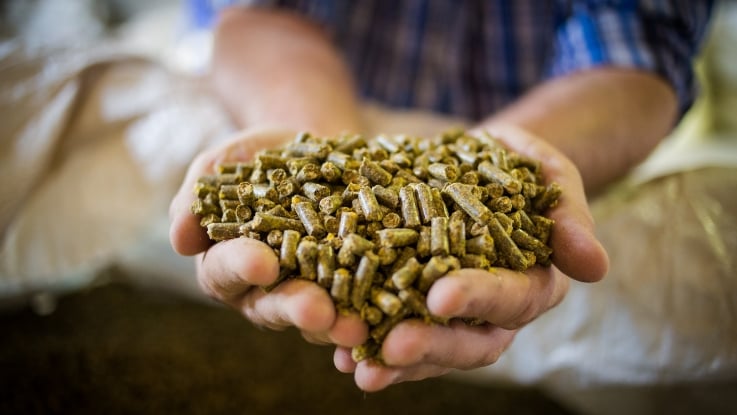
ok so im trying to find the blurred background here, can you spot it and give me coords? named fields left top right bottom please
left=1, top=1, right=736, bottom=414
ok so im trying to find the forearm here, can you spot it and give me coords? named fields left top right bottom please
left=210, top=7, right=362, bottom=135
left=482, top=68, right=678, bottom=194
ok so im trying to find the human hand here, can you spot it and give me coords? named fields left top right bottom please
left=169, top=128, right=368, bottom=347
left=333, top=124, right=609, bottom=391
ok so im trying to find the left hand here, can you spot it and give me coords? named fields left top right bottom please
left=332, top=124, right=609, bottom=391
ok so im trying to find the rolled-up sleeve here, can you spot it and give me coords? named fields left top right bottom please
left=548, top=0, right=714, bottom=115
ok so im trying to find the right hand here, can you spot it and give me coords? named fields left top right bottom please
left=169, top=128, right=368, bottom=347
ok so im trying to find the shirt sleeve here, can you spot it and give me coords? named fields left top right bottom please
left=548, top=0, right=714, bottom=116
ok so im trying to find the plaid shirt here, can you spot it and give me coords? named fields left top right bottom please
left=189, top=0, right=713, bottom=120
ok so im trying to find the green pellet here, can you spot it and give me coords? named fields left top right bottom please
left=442, top=183, right=493, bottom=226
left=358, top=186, right=384, bottom=222
left=417, top=256, right=450, bottom=293
left=428, top=162, right=460, bottom=182
left=376, top=228, right=419, bottom=248
left=351, top=339, right=381, bottom=363
left=370, top=287, right=403, bottom=317
left=337, top=211, right=358, bottom=238
left=352, top=252, right=379, bottom=310
left=279, top=229, right=300, bottom=271
left=206, top=222, right=241, bottom=241
left=360, top=158, right=393, bottom=186
left=331, top=268, right=352, bottom=306
left=293, top=201, right=326, bottom=239
left=296, top=239, right=318, bottom=281
left=391, top=257, right=423, bottom=290
left=449, top=210, right=466, bottom=257
left=487, top=216, right=527, bottom=271
left=250, top=212, right=305, bottom=233
left=430, top=217, right=450, bottom=257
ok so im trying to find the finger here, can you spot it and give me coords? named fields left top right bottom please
left=239, top=279, right=336, bottom=333
left=198, top=237, right=280, bottom=303
left=169, top=129, right=297, bottom=256
left=334, top=347, right=357, bottom=373
left=353, top=358, right=451, bottom=392
left=301, top=312, right=368, bottom=347
left=479, top=125, right=609, bottom=282
left=380, top=319, right=516, bottom=369
left=426, top=267, right=569, bottom=329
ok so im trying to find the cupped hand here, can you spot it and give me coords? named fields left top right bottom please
left=169, top=128, right=368, bottom=347
left=334, top=124, right=609, bottom=391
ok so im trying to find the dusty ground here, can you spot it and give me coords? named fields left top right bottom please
left=0, top=280, right=574, bottom=415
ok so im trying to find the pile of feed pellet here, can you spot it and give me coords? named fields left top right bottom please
left=191, top=129, right=560, bottom=361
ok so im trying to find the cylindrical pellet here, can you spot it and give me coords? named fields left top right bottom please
left=296, top=163, right=321, bottom=183
left=430, top=217, right=450, bottom=257
left=320, top=161, right=343, bottom=183
left=391, top=257, right=423, bottom=290
left=296, top=239, right=318, bottom=280
left=381, top=212, right=402, bottom=229
left=360, top=158, right=393, bottom=186
left=376, top=228, right=419, bottom=248
left=534, top=182, right=562, bottom=212
left=376, top=246, right=398, bottom=266
left=449, top=211, right=466, bottom=257
left=442, top=182, right=493, bottom=225
left=252, top=183, right=279, bottom=202
left=478, top=160, right=522, bottom=194
left=293, top=202, right=326, bottom=238
left=266, top=230, right=283, bottom=248
left=331, top=268, right=353, bottom=306
left=206, top=222, right=241, bottom=241
left=531, top=214, right=554, bottom=244
left=372, top=185, right=400, bottom=209
left=428, top=162, right=459, bottom=182
left=218, top=184, right=239, bottom=200
left=337, top=233, right=375, bottom=267
left=488, top=196, right=513, bottom=213
left=316, top=243, right=336, bottom=289
left=221, top=208, right=237, bottom=223
left=235, top=205, right=252, bottom=222
left=360, top=305, right=384, bottom=326
left=431, top=187, right=448, bottom=219
left=511, top=229, right=553, bottom=265
left=267, top=168, right=288, bottom=186
left=466, top=233, right=496, bottom=260
left=286, top=157, right=318, bottom=176
left=370, top=287, right=403, bottom=317
left=250, top=212, right=305, bottom=233
left=417, top=256, right=450, bottom=293
left=414, top=183, right=437, bottom=224
left=358, top=186, right=384, bottom=222
left=416, top=226, right=432, bottom=258
left=487, top=216, right=527, bottom=271
left=399, top=186, right=422, bottom=228
left=279, top=230, right=300, bottom=270
left=337, top=211, right=358, bottom=238
left=319, top=194, right=343, bottom=215
left=352, top=252, right=379, bottom=310
left=199, top=213, right=219, bottom=227
left=302, top=182, right=331, bottom=202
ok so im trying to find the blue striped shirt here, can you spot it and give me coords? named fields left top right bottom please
left=189, top=0, right=713, bottom=120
